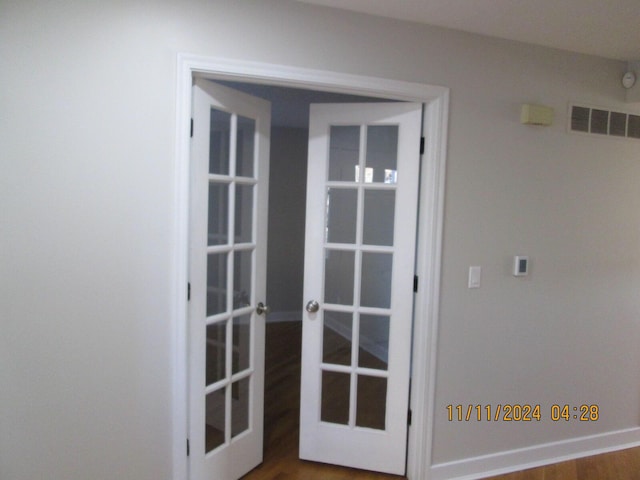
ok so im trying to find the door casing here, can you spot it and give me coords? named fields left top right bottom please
left=172, top=54, right=449, bottom=480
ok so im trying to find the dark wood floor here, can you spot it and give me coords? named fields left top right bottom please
left=243, top=321, right=640, bottom=479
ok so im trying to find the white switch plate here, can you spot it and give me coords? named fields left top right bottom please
left=468, top=266, right=482, bottom=288
left=513, top=256, right=529, bottom=276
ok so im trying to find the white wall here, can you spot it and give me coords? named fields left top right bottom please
left=1, top=1, right=639, bottom=479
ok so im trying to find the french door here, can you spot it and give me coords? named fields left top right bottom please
left=299, top=102, right=422, bottom=475
left=189, top=78, right=271, bottom=480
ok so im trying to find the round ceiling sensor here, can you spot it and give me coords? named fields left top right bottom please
left=622, top=71, right=636, bottom=89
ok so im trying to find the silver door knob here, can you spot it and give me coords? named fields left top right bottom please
left=256, top=302, right=270, bottom=316
left=305, top=300, right=320, bottom=313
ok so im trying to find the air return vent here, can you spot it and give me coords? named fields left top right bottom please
left=570, top=104, right=640, bottom=140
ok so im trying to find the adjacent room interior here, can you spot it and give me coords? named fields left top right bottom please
left=209, top=80, right=406, bottom=477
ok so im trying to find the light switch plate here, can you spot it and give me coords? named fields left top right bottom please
left=513, top=256, right=529, bottom=276
left=468, top=266, right=482, bottom=288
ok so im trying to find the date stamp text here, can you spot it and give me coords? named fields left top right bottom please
left=446, top=404, right=599, bottom=422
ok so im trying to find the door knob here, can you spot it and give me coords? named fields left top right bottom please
left=256, top=302, right=270, bottom=316
left=305, top=300, right=320, bottom=313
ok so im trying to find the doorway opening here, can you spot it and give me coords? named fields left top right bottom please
left=174, top=55, right=449, bottom=480
left=211, top=80, right=407, bottom=478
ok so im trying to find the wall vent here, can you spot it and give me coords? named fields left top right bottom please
left=570, top=104, right=640, bottom=140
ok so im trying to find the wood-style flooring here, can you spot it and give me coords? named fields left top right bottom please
left=481, top=446, right=640, bottom=480
left=243, top=321, right=640, bottom=479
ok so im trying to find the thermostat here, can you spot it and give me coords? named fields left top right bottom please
left=622, top=71, right=636, bottom=89
left=513, top=256, right=529, bottom=276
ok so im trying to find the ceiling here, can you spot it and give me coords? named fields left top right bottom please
left=294, top=0, right=640, bottom=62
left=218, top=80, right=390, bottom=127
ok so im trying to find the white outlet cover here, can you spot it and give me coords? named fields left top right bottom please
left=513, top=256, right=529, bottom=276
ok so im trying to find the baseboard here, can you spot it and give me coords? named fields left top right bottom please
left=430, top=427, right=640, bottom=480
left=266, top=311, right=302, bottom=323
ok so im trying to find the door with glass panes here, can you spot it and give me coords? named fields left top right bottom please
left=189, top=78, right=270, bottom=480
left=299, top=102, right=422, bottom=475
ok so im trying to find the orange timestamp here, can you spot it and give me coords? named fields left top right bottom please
left=446, top=404, right=599, bottom=422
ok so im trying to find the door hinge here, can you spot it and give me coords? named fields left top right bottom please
left=190, top=118, right=194, bottom=138
left=413, top=275, right=419, bottom=293
left=408, top=409, right=412, bottom=426
left=187, top=282, right=191, bottom=301
left=420, top=137, right=425, bottom=155
left=186, top=438, right=190, bottom=456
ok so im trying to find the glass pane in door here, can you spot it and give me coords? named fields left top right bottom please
left=360, top=253, right=392, bottom=309
left=232, top=314, right=251, bottom=374
left=327, top=188, right=358, bottom=244
left=235, top=184, right=254, bottom=243
left=209, top=109, right=231, bottom=175
left=207, top=253, right=228, bottom=316
left=236, top=115, right=255, bottom=178
left=324, top=250, right=355, bottom=305
left=355, top=375, right=387, bottom=430
left=363, top=190, right=395, bottom=246
left=233, top=250, right=252, bottom=309
left=322, top=311, right=353, bottom=366
left=206, top=321, right=227, bottom=385
left=328, top=126, right=360, bottom=181
left=231, top=377, right=250, bottom=438
left=365, top=125, right=398, bottom=184
left=358, top=314, right=389, bottom=370
left=205, top=388, right=226, bottom=452
left=321, top=371, right=350, bottom=425
left=208, top=183, right=229, bottom=246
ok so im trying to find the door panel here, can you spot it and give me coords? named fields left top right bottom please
left=190, top=78, right=270, bottom=480
left=300, top=102, right=422, bottom=475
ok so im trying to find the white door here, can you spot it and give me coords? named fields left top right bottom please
left=189, top=78, right=271, bottom=480
left=300, top=102, right=422, bottom=475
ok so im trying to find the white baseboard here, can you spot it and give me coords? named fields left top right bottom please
left=266, top=311, right=302, bottom=323
left=430, top=427, right=640, bottom=480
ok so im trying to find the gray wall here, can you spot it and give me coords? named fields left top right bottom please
left=2, top=1, right=639, bottom=479
left=267, top=127, right=308, bottom=314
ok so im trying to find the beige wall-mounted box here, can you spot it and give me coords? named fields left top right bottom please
left=521, top=104, right=554, bottom=126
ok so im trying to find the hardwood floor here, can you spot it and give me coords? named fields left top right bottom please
left=244, top=321, right=640, bottom=479
left=480, top=446, right=640, bottom=480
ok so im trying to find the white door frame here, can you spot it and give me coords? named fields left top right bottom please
left=172, top=54, right=449, bottom=480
